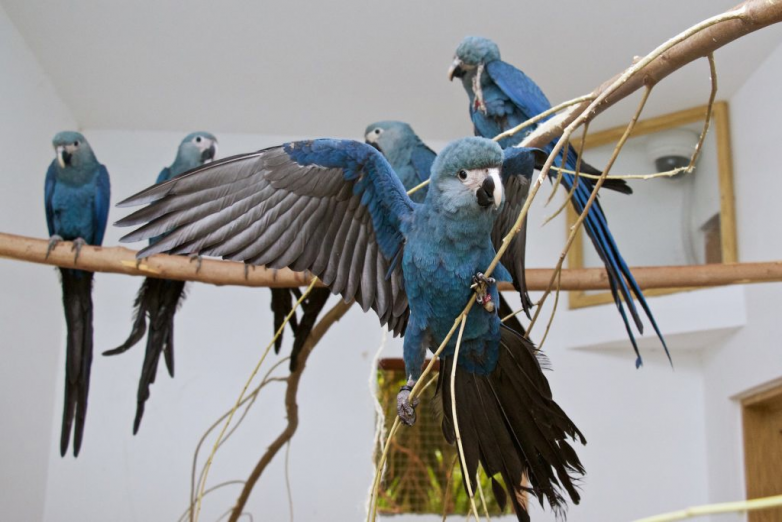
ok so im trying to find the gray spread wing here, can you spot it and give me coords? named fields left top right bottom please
left=117, top=141, right=414, bottom=335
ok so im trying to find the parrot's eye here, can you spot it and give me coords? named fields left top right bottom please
left=73, top=141, right=79, bottom=147
left=195, top=136, right=202, bottom=143
left=374, top=129, right=382, bottom=135
left=458, top=170, right=468, bottom=180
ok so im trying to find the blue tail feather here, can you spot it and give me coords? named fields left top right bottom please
left=545, top=142, right=669, bottom=364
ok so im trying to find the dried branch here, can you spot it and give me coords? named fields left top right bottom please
left=194, top=280, right=319, bottom=522
left=527, top=86, right=654, bottom=337
left=521, top=0, right=782, bottom=150
left=633, top=493, right=782, bottom=522
left=7, top=232, right=782, bottom=290
left=227, top=299, right=353, bottom=522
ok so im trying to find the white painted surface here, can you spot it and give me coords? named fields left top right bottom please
left=0, top=5, right=77, bottom=522
left=1, top=1, right=781, bottom=140
left=699, top=41, right=782, bottom=522
left=0, top=4, right=780, bottom=521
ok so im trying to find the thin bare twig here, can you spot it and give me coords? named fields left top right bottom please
left=527, top=86, right=654, bottom=337
left=492, top=94, right=595, bottom=144
left=189, top=358, right=290, bottom=521
left=633, top=493, right=782, bottom=522
left=227, top=299, right=353, bottom=522
left=194, top=280, right=319, bottom=522
left=449, top=317, right=480, bottom=519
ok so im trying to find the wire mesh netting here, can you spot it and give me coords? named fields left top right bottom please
left=375, top=367, right=514, bottom=516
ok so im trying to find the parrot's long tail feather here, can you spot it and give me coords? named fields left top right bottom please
left=270, top=287, right=333, bottom=370
left=58, top=268, right=95, bottom=457
left=270, top=288, right=300, bottom=355
left=288, top=288, right=331, bottom=371
left=104, top=277, right=186, bottom=434
left=438, top=326, right=585, bottom=521
left=557, top=146, right=669, bottom=367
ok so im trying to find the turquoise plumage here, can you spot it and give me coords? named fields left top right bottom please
left=117, top=137, right=585, bottom=519
left=44, top=131, right=110, bottom=457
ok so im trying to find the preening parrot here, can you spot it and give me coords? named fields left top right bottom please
left=448, top=36, right=669, bottom=367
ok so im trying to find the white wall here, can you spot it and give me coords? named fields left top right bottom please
left=0, top=5, right=77, bottom=521
left=1, top=14, right=780, bottom=522
left=698, top=41, right=782, bottom=522
left=17, top=128, right=709, bottom=522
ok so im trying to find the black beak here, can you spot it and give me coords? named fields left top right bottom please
left=476, top=176, right=495, bottom=207
left=61, top=150, right=72, bottom=166
left=365, top=140, right=382, bottom=153
left=201, top=144, right=216, bottom=162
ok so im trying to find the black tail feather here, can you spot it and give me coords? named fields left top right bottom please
left=289, top=288, right=331, bottom=371
left=437, top=326, right=585, bottom=521
left=497, top=294, right=524, bottom=335
left=58, top=268, right=95, bottom=457
left=104, top=277, right=186, bottom=433
left=270, top=288, right=299, bottom=354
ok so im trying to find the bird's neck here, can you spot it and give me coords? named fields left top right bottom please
left=170, top=155, right=202, bottom=178
left=55, top=160, right=99, bottom=185
left=415, top=203, right=495, bottom=250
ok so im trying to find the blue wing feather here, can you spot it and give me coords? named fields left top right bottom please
left=485, top=60, right=552, bottom=120
left=92, top=165, right=111, bottom=246
left=410, top=144, right=436, bottom=184
left=474, top=59, right=669, bottom=362
left=284, top=139, right=415, bottom=262
left=44, top=162, right=57, bottom=237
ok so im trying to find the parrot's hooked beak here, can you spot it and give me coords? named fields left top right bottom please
left=476, top=169, right=502, bottom=209
left=201, top=142, right=218, bottom=163
left=448, top=58, right=465, bottom=81
left=56, top=146, right=71, bottom=168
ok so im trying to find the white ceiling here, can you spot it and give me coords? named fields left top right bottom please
left=3, top=1, right=781, bottom=141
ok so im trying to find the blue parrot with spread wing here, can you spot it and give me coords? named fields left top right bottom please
left=104, top=132, right=217, bottom=433
left=116, top=137, right=585, bottom=519
left=45, top=131, right=110, bottom=456
left=448, top=36, right=669, bottom=367
left=365, top=120, right=535, bottom=321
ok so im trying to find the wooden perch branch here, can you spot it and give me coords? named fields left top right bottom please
left=0, top=232, right=315, bottom=288
left=2, top=232, right=781, bottom=292
left=521, top=0, right=782, bottom=149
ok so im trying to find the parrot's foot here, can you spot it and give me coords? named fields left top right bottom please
left=45, top=235, right=63, bottom=259
left=71, top=238, right=86, bottom=263
left=244, top=263, right=250, bottom=280
left=472, top=272, right=496, bottom=313
left=396, top=380, right=419, bottom=426
left=189, top=254, right=203, bottom=274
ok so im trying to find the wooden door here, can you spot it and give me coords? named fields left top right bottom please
left=742, top=385, right=782, bottom=522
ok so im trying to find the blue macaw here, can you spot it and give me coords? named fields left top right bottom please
left=104, top=132, right=217, bottom=433
left=364, top=121, right=434, bottom=203
left=448, top=36, right=669, bottom=367
left=116, top=137, right=585, bottom=519
left=365, top=119, right=535, bottom=322
left=44, top=131, right=110, bottom=456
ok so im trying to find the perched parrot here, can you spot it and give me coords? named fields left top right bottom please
left=44, top=131, right=110, bottom=456
left=448, top=36, right=669, bottom=367
left=365, top=120, right=534, bottom=322
left=364, top=121, right=433, bottom=203
left=116, top=137, right=585, bottom=519
left=104, top=132, right=217, bottom=433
